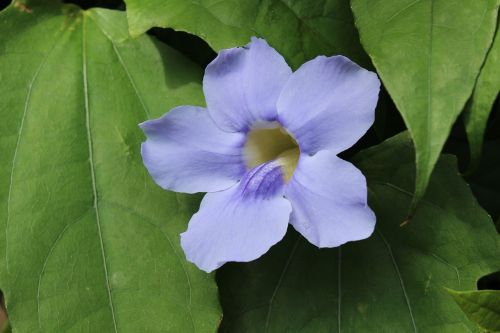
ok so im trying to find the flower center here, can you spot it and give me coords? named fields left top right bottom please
left=244, top=123, right=300, bottom=182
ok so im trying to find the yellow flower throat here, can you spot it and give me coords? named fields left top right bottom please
left=243, top=124, right=300, bottom=182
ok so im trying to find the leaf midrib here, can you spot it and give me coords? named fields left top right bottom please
left=423, top=0, right=435, bottom=190
left=83, top=11, right=200, bottom=332
left=82, top=13, right=119, bottom=333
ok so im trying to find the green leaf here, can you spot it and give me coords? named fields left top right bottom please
left=0, top=2, right=220, bottom=332
left=350, top=0, right=500, bottom=211
left=447, top=139, right=500, bottom=226
left=448, top=289, right=500, bottom=332
left=445, top=134, right=500, bottom=230
left=217, top=132, right=500, bottom=333
left=464, top=29, right=500, bottom=172
left=123, top=0, right=370, bottom=68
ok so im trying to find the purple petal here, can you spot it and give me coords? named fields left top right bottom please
left=277, top=56, right=380, bottom=154
left=140, top=106, right=246, bottom=194
left=203, top=37, right=292, bottom=132
left=285, top=150, right=375, bottom=247
left=181, top=162, right=292, bottom=272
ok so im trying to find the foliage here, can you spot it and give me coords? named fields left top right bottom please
left=124, top=0, right=370, bottom=69
left=351, top=0, right=499, bottom=211
left=464, top=30, right=500, bottom=173
left=0, top=2, right=219, bottom=332
left=448, top=289, right=500, bottom=332
left=0, top=0, right=499, bottom=332
left=218, top=133, right=500, bottom=332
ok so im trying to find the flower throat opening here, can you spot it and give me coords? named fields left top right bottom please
left=244, top=123, right=300, bottom=182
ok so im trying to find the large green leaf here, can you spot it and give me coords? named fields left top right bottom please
left=351, top=0, right=500, bottom=211
left=0, top=2, right=220, bottom=331
left=464, top=29, right=500, bottom=172
left=218, top=133, right=500, bottom=332
left=123, top=0, right=370, bottom=68
left=448, top=289, right=500, bottom=332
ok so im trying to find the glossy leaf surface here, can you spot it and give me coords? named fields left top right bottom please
left=0, top=2, right=220, bottom=332
left=351, top=0, right=499, bottom=208
left=124, top=0, right=370, bottom=68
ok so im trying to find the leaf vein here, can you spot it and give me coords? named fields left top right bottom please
left=110, top=41, right=151, bottom=119
left=264, top=236, right=301, bottom=333
left=377, top=230, right=417, bottom=332
left=424, top=0, right=435, bottom=188
left=386, top=0, right=422, bottom=23
left=102, top=199, right=198, bottom=333
left=82, top=15, right=118, bottom=333
left=430, top=253, right=461, bottom=287
left=5, top=32, right=65, bottom=275
left=36, top=210, right=92, bottom=332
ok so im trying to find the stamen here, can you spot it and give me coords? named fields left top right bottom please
left=275, top=147, right=300, bottom=181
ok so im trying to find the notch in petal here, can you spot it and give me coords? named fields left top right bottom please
left=204, top=37, right=292, bottom=132
left=140, top=106, right=246, bottom=194
left=285, top=150, right=375, bottom=247
left=278, top=55, right=380, bottom=155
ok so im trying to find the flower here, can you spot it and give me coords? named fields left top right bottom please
left=140, top=37, right=380, bottom=272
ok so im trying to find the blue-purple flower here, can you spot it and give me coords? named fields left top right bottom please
left=140, top=38, right=380, bottom=272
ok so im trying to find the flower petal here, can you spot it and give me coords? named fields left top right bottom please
left=203, top=37, right=292, bottom=132
left=140, top=106, right=246, bottom=194
left=277, top=55, right=380, bottom=154
left=181, top=162, right=292, bottom=272
left=285, top=150, right=375, bottom=247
